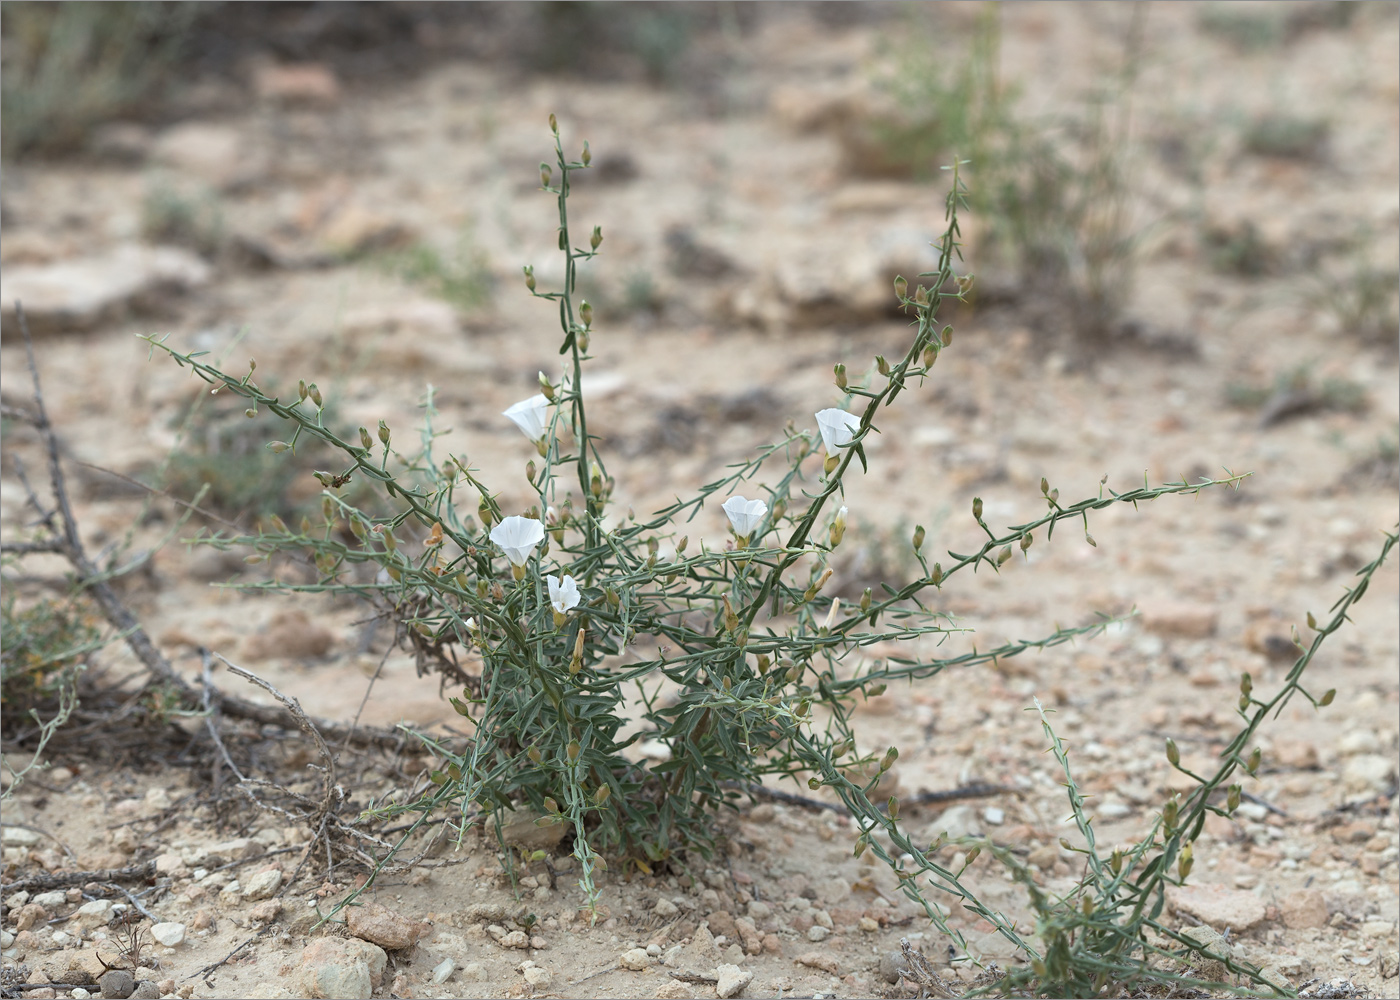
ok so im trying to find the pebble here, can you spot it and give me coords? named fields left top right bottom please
left=1144, top=601, right=1218, bottom=638
left=460, top=962, right=483, bottom=981
left=715, top=963, right=754, bottom=999
left=807, top=925, right=831, bottom=942
left=98, top=970, right=135, bottom=999
left=1342, top=754, right=1394, bottom=796
left=150, top=922, right=186, bottom=947
left=430, top=958, right=455, bottom=984
left=499, top=930, right=530, bottom=949
left=620, top=947, right=651, bottom=970
left=72, top=990, right=91, bottom=999
left=31, top=891, right=66, bottom=909
left=297, top=938, right=387, bottom=1000
left=926, top=804, right=981, bottom=841
left=521, top=964, right=551, bottom=988
left=345, top=901, right=430, bottom=950
left=129, top=982, right=161, bottom=1000
left=71, top=899, right=114, bottom=929
left=654, top=897, right=680, bottom=918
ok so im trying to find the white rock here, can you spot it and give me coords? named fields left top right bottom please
left=715, top=962, right=754, bottom=999
left=32, top=891, right=65, bottom=909
left=152, top=122, right=269, bottom=190
left=926, top=804, right=981, bottom=841
left=430, top=958, right=455, bottom=984
left=145, top=787, right=173, bottom=810
left=72, top=989, right=92, bottom=999
left=982, top=807, right=1005, bottom=825
left=620, top=947, right=651, bottom=970
left=71, top=899, right=114, bottom=928
left=460, top=962, right=484, bottom=981
left=806, top=925, right=831, bottom=942
left=150, top=922, right=186, bottom=947
left=1, top=930, right=14, bottom=948
left=210, top=837, right=258, bottom=859
left=522, top=966, right=551, bottom=988
left=1343, top=755, right=1394, bottom=796
left=654, top=897, right=680, bottom=918
left=242, top=869, right=282, bottom=900
left=1, top=828, right=41, bottom=847
left=1337, top=731, right=1381, bottom=756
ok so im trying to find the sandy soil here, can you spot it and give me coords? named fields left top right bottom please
left=2, top=4, right=1397, bottom=998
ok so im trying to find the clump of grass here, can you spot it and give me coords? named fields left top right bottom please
left=1203, top=219, right=1276, bottom=277
left=142, top=181, right=226, bottom=257
left=1226, top=364, right=1370, bottom=427
left=375, top=233, right=494, bottom=313
left=1242, top=113, right=1330, bottom=161
left=1326, top=260, right=1399, bottom=347
left=0, top=594, right=99, bottom=709
left=0, top=1, right=201, bottom=160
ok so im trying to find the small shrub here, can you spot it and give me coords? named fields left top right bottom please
left=142, top=120, right=1393, bottom=995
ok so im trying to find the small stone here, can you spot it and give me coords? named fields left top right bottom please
left=715, top=962, right=754, bottom=999
left=1273, top=740, right=1319, bottom=769
left=814, top=876, right=850, bottom=905
left=982, top=806, right=1005, bottom=825
left=72, top=990, right=92, bottom=1000
left=529, top=934, right=547, bottom=950
left=129, top=981, right=161, bottom=1000
left=24, top=990, right=54, bottom=1000
left=31, top=891, right=65, bottom=910
left=430, top=958, right=455, bottom=984
left=1363, top=920, right=1396, bottom=939
left=460, top=962, right=483, bottom=981
left=673, top=924, right=724, bottom=971
left=252, top=62, right=341, bottom=105
left=521, top=966, right=551, bottom=988
left=13, top=903, right=48, bottom=930
left=71, top=899, right=114, bottom=929
left=149, top=922, right=186, bottom=947
left=2, top=828, right=41, bottom=847
left=796, top=950, right=841, bottom=975
left=345, top=901, right=430, bottom=950
left=655, top=981, right=694, bottom=999
left=297, top=938, right=388, bottom=999
left=1169, top=885, right=1266, bottom=931
left=153, top=854, right=188, bottom=877
left=654, top=897, right=680, bottom=919
left=1337, top=730, right=1382, bottom=756
left=499, top=930, right=530, bottom=949
left=493, top=808, right=567, bottom=852
left=209, top=837, right=258, bottom=860
left=806, top=925, right=830, bottom=942
left=98, top=970, right=136, bottom=999
left=248, top=900, right=282, bottom=924
left=620, top=947, right=651, bottom=970
left=1144, top=601, right=1218, bottom=639
left=1343, top=754, right=1395, bottom=796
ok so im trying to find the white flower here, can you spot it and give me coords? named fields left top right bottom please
left=815, top=408, right=861, bottom=452
left=503, top=394, right=551, bottom=442
left=722, top=495, right=768, bottom=536
left=547, top=574, right=580, bottom=614
left=490, top=515, right=545, bottom=566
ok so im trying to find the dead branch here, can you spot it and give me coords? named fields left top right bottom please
left=0, top=860, right=157, bottom=895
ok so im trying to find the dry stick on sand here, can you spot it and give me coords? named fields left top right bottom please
left=0, top=303, right=408, bottom=752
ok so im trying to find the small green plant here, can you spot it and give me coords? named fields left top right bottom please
left=135, top=120, right=1386, bottom=997
left=375, top=233, right=494, bottom=313
left=142, top=181, right=226, bottom=258
left=1325, top=258, right=1400, bottom=347
left=1241, top=113, right=1330, bottom=161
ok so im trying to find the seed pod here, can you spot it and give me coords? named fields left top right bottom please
left=913, top=525, right=925, bottom=551
left=1085, top=533, right=1097, bottom=547
left=360, top=426, right=373, bottom=450
left=1110, top=849, right=1123, bottom=874
left=1165, top=738, right=1179, bottom=766
left=1163, top=797, right=1178, bottom=830
left=923, top=344, right=937, bottom=368
left=757, top=654, right=770, bottom=675
left=888, top=796, right=900, bottom=820
left=1049, top=488, right=1059, bottom=502
left=1240, top=672, right=1252, bottom=697
left=854, top=837, right=868, bottom=858
left=244, top=407, right=257, bottom=418
left=523, top=265, right=536, bottom=291
left=931, top=562, right=943, bottom=585
left=527, top=746, right=542, bottom=764
left=676, top=535, right=688, bottom=555
left=1178, top=844, right=1194, bottom=879
left=1319, top=688, right=1336, bottom=706
left=605, top=587, right=620, bottom=610
left=808, top=777, right=821, bottom=790
left=590, top=225, right=603, bottom=250
left=1020, top=532, right=1033, bottom=552
left=477, top=495, right=493, bottom=527
left=893, top=275, right=907, bottom=299
left=268, top=513, right=287, bottom=534
left=543, top=796, right=559, bottom=814
left=1239, top=693, right=1251, bottom=711
left=880, top=746, right=899, bottom=771
left=593, top=784, right=611, bottom=806
left=785, top=661, right=801, bottom=683
left=795, top=700, right=809, bottom=717
left=964, top=847, right=980, bottom=866
left=972, top=497, right=983, bottom=521
left=1306, top=611, right=1318, bottom=630
left=1081, top=896, right=1093, bottom=916
left=834, top=363, right=847, bottom=390
left=914, top=284, right=929, bottom=306
left=526, top=460, right=536, bottom=483
left=580, top=300, right=593, bottom=328
left=322, top=496, right=335, bottom=522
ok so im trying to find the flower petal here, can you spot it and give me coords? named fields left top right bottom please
left=722, top=495, right=768, bottom=536
left=490, top=515, right=545, bottom=565
left=503, top=394, right=551, bottom=441
left=815, top=408, right=861, bottom=452
left=548, top=574, right=580, bottom=613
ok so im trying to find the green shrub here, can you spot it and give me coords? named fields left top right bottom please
left=143, top=121, right=1393, bottom=995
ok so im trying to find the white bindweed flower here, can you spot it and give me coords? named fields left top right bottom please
left=490, top=515, right=545, bottom=566
left=815, top=408, right=861, bottom=453
left=503, top=394, right=551, bottom=442
left=722, top=496, right=768, bottom=537
left=547, top=574, right=580, bottom=614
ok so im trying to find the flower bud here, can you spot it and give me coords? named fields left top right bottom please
left=1319, top=688, right=1336, bottom=706
left=378, top=419, right=390, bottom=446
left=824, top=454, right=840, bottom=475
left=577, top=329, right=590, bottom=352
left=923, top=344, right=937, bottom=368
left=590, top=225, right=603, bottom=250
left=322, top=496, right=335, bottom=522
left=566, top=740, right=581, bottom=763
left=526, top=460, right=537, bottom=485
left=676, top=535, right=688, bottom=555
left=1246, top=747, right=1261, bottom=775
left=829, top=506, right=847, bottom=547
left=893, top=275, right=907, bottom=299
left=1226, top=784, right=1241, bottom=813
left=1041, top=477, right=1050, bottom=496
left=359, top=426, right=373, bottom=450
left=1085, top=532, right=1097, bottom=547
left=860, top=587, right=872, bottom=613
left=756, top=653, right=770, bottom=675
left=1110, top=848, right=1123, bottom=874
left=912, top=525, right=925, bottom=551
left=244, top=407, right=257, bottom=418
left=887, top=796, right=900, bottom=820
left=854, top=837, right=868, bottom=858
left=540, top=163, right=552, bottom=188
left=794, top=699, right=810, bottom=717
left=931, top=562, right=943, bottom=585
left=1239, top=672, right=1252, bottom=697
left=581, top=140, right=591, bottom=166
left=1177, top=843, right=1193, bottom=879
left=298, top=379, right=308, bottom=402
left=785, top=661, right=801, bottom=683
left=1163, top=797, right=1178, bottom=830
left=808, top=777, right=821, bottom=790
left=477, top=495, right=493, bottom=527
left=579, top=300, right=593, bottom=328
left=880, top=746, right=899, bottom=771
left=1165, top=738, right=1179, bottom=766
left=1306, top=611, right=1318, bottom=630
left=1020, top=531, right=1032, bottom=553
left=548, top=112, right=558, bottom=133
left=972, top=497, right=983, bottom=521
left=267, top=440, right=291, bottom=454
left=997, top=546, right=1012, bottom=566
left=308, top=383, right=323, bottom=408
left=527, top=746, right=542, bottom=764
left=941, top=325, right=954, bottom=347
left=876, top=355, right=891, bottom=377
left=834, top=363, right=847, bottom=390
left=963, top=846, right=980, bottom=866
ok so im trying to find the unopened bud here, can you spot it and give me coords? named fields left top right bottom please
left=1246, top=747, right=1261, bottom=775
left=558, top=228, right=566, bottom=250
left=579, top=300, right=593, bottom=328
left=757, top=653, right=770, bottom=675
left=1020, top=532, right=1032, bottom=553
left=1166, top=738, right=1180, bottom=766
left=795, top=700, right=810, bottom=717
left=478, top=495, right=493, bottom=527
left=1240, top=672, right=1252, bottom=697
left=1110, top=848, right=1123, bottom=874
left=377, top=419, right=390, bottom=446
left=244, top=407, right=257, bottom=418
left=1227, top=784, right=1241, bottom=813
left=360, top=426, right=373, bottom=450
left=1041, top=477, right=1050, bottom=496
left=997, top=546, right=1012, bottom=566
left=1319, top=688, right=1336, bottom=706
left=267, top=441, right=291, bottom=454
left=829, top=506, right=847, bottom=547
left=1085, top=532, right=1098, bottom=547
left=854, top=837, right=868, bottom=858
left=308, top=383, right=323, bottom=408
left=876, top=355, right=891, bottom=376
left=581, top=140, right=591, bottom=166
left=566, top=740, right=581, bottom=763
left=923, top=344, right=937, bottom=368
left=972, top=497, right=983, bottom=521
left=893, top=275, right=907, bottom=299
left=808, top=777, right=821, bottom=790
left=1163, top=797, right=1178, bottom=830
left=834, top=363, right=847, bottom=390
left=824, top=454, right=840, bottom=475
left=540, top=163, right=552, bottom=188
left=538, top=371, right=555, bottom=399
left=860, top=587, right=872, bottom=613
left=577, top=328, right=590, bottom=352
left=880, top=746, right=899, bottom=771
left=912, top=525, right=925, bottom=551
left=941, top=325, right=953, bottom=347
left=593, top=784, right=610, bottom=805
left=963, top=846, right=980, bottom=866
left=523, top=265, right=536, bottom=291
left=298, top=379, right=308, bottom=402
left=676, top=535, right=688, bottom=555
left=526, top=460, right=536, bottom=484
left=1178, top=843, right=1193, bottom=879
left=590, top=225, right=603, bottom=250
left=1306, top=611, right=1317, bottom=630
left=931, top=562, right=943, bottom=585
left=605, top=587, right=619, bottom=610
left=888, top=796, right=900, bottom=820
left=527, top=746, right=542, bottom=764
left=548, top=112, right=558, bottom=133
